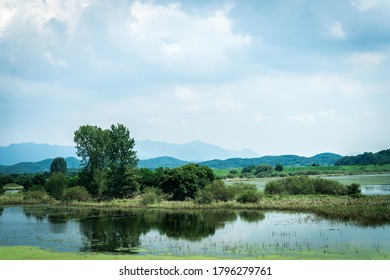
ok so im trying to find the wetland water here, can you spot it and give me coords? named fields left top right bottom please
left=0, top=206, right=389, bottom=258
left=226, top=174, right=390, bottom=195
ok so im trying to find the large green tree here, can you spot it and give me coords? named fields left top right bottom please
left=161, top=164, right=215, bottom=201
left=74, top=124, right=138, bottom=198
left=106, top=124, right=139, bottom=198
left=74, top=125, right=109, bottom=196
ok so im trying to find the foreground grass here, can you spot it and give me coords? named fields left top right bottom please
left=1, top=246, right=386, bottom=260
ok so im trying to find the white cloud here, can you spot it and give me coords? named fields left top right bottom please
left=0, top=0, right=251, bottom=80
left=215, top=97, right=246, bottom=112
left=42, top=51, right=68, bottom=68
left=121, top=1, right=251, bottom=68
left=175, top=86, right=196, bottom=101
left=347, top=52, right=387, bottom=66
left=352, top=0, right=390, bottom=12
left=318, top=110, right=337, bottom=118
left=289, top=113, right=317, bottom=124
left=328, top=21, right=346, bottom=39
left=251, top=112, right=268, bottom=122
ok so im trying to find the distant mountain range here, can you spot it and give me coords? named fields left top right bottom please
left=0, top=141, right=345, bottom=174
left=0, top=153, right=343, bottom=174
left=0, top=142, right=77, bottom=166
left=199, top=153, right=342, bottom=169
left=135, top=140, right=259, bottom=161
left=0, top=157, right=81, bottom=174
left=0, top=141, right=259, bottom=166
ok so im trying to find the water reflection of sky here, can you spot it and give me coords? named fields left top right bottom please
left=361, top=185, right=390, bottom=195
left=0, top=207, right=84, bottom=252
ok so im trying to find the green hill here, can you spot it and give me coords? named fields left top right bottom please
left=0, top=157, right=81, bottom=174
left=335, top=149, right=390, bottom=165
left=0, top=153, right=343, bottom=174
left=200, top=153, right=342, bottom=169
left=138, top=157, right=190, bottom=169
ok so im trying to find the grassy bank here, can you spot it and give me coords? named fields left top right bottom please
left=1, top=192, right=389, bottom=226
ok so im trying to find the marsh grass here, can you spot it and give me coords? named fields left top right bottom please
left=2, top=191, right=388, bottom=226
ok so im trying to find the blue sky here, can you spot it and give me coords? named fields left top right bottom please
left=1, top=0, right=389, bottom=156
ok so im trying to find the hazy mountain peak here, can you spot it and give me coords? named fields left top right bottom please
left=136, top=139, right=259, bottom=161
left=1, top=140, right=260, bottom=164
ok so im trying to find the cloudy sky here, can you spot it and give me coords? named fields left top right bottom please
left=1, top=0, right=389, bottom=156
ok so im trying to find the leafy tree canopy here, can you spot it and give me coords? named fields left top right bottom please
left=50, top=157, right=67, bottom=174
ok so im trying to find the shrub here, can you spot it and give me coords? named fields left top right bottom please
left=62, top=186, right=91, bottom=202
left=24, top=190, right=54, bottom=203
left=264, top=180, right=288, bottom=195
left=275, top=164, right=284, bottom=172
left=209, top=180, right=235, bottom=202
left=195, top=188, right=215, bottom=204
left=30, top=185, right=45, bottom=192
left=265, top=176, right=352, bottom=195
left=254, top=164, right=274, bottom=178
left=347, top=183, right=362, bottom=195
left=139, top=187, right=163, bottom=205
left=46, top=173, right=68, bottom=200
left=284, top=176, right=315, bottom=194
left=313, top=178, right=347, bottom=195
left=228, top=183, right=263, bottom=203
left=195, top=180, right=235, bottom=204
left=227, top=169, right=239, bottom=178
left=236, top=189, right=263, bottom=203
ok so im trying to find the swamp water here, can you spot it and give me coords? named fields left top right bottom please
left=1, top=206, right=389, bottom=259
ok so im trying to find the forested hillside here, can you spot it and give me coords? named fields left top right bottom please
left=335, top=149, right=390, bottom=165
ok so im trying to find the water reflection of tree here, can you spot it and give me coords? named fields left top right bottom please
left=78, top=210, right=241, bottom=252
left=155, top=211, right=237, bottom=241
left=0, top=207, right=3, bottom=216
left=19, top=207, right=268, bottom=253
left=79, top=211, right=152, bottom=253
left=238, top=211, right=265, bottom=223
left=23, top=206, right=48, bottom=221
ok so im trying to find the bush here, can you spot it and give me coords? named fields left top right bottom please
left=209, top=180, right=235, bottom=202
left=62, top=186, right=91, bottom=202
left=30, top=185, right=45, bottom=192
left=236, top=189, right=263, bottom=203
left=313, top=178, right=347, bottom=195
left=275, top=164, right=284, bottom=172
left=23, top=190, right=54, bottom=203
left=347, top=183, right=361, bottom=195
left=139, top=187, right=163, bottom=205
left=227, top=183, right=263, bottom=203
left=284, top=176, right=315, bottom=194
left=265, top=176, right=352, bottom=195
left=46, top=173, right=68, bottom=200
left=195, top=180, right=235, bottom=204
left=195, top=188, right=215, bottom=204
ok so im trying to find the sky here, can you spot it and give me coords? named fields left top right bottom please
left=1, top=0, right=389, bottom=156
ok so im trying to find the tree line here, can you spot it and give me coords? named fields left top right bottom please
left=1, top=124, right=219, bottom=202
left=335, top=149, right=390, bottom=165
